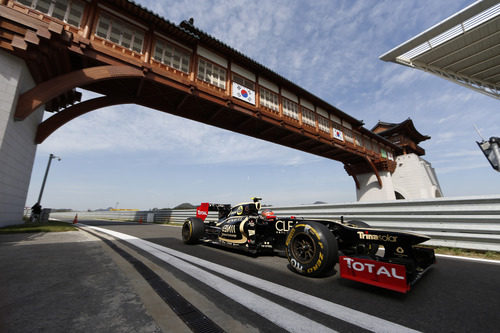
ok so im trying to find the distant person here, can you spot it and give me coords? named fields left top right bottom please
left=31, top=202, right=41, bottom=223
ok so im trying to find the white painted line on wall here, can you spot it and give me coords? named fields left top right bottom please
left=87, top=225, right=420, bottom=333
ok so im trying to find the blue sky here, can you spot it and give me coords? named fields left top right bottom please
left=25, top=0, right=499, bottom=210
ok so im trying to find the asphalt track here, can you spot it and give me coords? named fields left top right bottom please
left=77, top=219, right=500, bottom=333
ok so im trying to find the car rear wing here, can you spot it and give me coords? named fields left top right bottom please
left=196, top=203, right=231, bottom=221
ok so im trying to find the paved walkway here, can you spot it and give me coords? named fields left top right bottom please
left=0, top=230, right=189, bottom=332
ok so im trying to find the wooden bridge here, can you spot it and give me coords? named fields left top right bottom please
left=0, top=0, right=400, bottom=189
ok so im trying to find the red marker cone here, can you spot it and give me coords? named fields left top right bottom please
left=73, top=214, right=78, bottom=224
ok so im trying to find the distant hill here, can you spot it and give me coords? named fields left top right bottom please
left=173, top=203, right=196, bottom=209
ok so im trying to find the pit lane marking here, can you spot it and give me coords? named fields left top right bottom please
left=88, top=225, right=420, bottom=333
left=88, top=225, right=336, bottom=333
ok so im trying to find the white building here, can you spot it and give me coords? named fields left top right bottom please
left=368, top=119, right=443, bottom=200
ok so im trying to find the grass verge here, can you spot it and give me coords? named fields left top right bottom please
left=0, top=221, right=77, bottom=234
left=431, top=246, right=500, bottom=261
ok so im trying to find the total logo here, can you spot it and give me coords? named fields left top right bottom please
left=197, top=209, right=208, bottom=217
left=341, top=257, right=405, bottom=280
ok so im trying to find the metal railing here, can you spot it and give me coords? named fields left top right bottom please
left=49, top=195, right=500, bottom=252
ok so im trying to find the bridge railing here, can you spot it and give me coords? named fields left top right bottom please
left=49, top=195, right=500, bottom=252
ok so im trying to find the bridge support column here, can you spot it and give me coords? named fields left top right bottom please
left=0, top=50, right=43, bottom=227
left=345, top=159, right=398, bottom=202
left=355, top=171, right=396, bottom=202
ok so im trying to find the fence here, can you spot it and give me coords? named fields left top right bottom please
left=49, top=195, right=500, bottom=252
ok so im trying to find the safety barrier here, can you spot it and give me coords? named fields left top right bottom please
left=49, top=195, right=500, bottom=252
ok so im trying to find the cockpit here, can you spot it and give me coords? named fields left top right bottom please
left=226, top=197, right=262, bottom=218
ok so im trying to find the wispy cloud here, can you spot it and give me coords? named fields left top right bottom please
left=31, top=0, right=500, bottom=210
left=39, top=91, right=318, bottom=166
left=442, top=149, right=482, bottom=158
left=438, top=162, right=489, bottom=175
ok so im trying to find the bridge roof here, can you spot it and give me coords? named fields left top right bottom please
left=2, top=0, right=402, bottom=170
left=177, top=19, right=365, bottom=129
left=107, top=0, right=398, bottom=150
left=380, top=0, right=500, bottom=100
left=105, top=0, right=365, bottom=129
left=372, top=119, right=430, bottom=143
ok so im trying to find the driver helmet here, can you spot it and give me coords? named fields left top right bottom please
left=262, top=209, right=276, bottom=219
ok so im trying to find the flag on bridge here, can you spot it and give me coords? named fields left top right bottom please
left=232, top=82, right=255, bottom=105
left=333, top=128, right=344, bottom=141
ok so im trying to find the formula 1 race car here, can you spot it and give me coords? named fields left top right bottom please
left=182, top=198, right=435, bottom=293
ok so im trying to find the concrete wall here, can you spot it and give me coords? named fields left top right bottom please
left=0, top=50, right=43, bottom=227
left=356, top=154, right=443, bottom=202
left=356, top=153, right=443, bottom=202
left=392, top=153, right=443, bottom=199
left=356, top=170, right=396, bottom=201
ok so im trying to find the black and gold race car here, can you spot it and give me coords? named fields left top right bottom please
left=182, top=197, right=435, bottom=293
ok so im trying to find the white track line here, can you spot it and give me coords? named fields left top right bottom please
left=87, top=225, right=420, bottom=333
left=87, top=226, right=336, bottom=333
left=378, top=247, right=500, bottom=265
left=435, top=253, right=500, bottom=264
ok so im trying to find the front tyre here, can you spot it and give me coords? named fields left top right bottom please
left=182, top=217, right=204, bottom=244
left=286, top=222, right=338, bottom=277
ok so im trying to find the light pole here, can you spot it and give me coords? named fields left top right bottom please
left=37, top=153, right=61, bottom=205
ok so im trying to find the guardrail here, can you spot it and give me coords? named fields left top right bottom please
left=50, top=195, right=500, bottom=252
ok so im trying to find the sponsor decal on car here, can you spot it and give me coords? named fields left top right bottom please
left=222, top=224, right=236, bottom=234
left=357, top=231, right=398, bottom=242
left=218, top=218, right=249, bottom=244
left=275, top=220, right=294, bottom=233
left=339, top=256, right=409, bottom=293
left=196, top=203, right=209, bottom=221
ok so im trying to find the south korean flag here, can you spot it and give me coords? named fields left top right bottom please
left=232, top=82, right=255, bottom=105
left=333, top=128, right=344, bottom=141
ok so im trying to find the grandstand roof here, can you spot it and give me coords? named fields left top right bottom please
left=380, top=0, right=500, bottom=100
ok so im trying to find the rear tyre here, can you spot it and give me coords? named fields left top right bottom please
left=182, top=217, right=204, bottom=244
left=347, top=220, right=379, bottom=255
left=286, top=222, right=338, bottom=277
